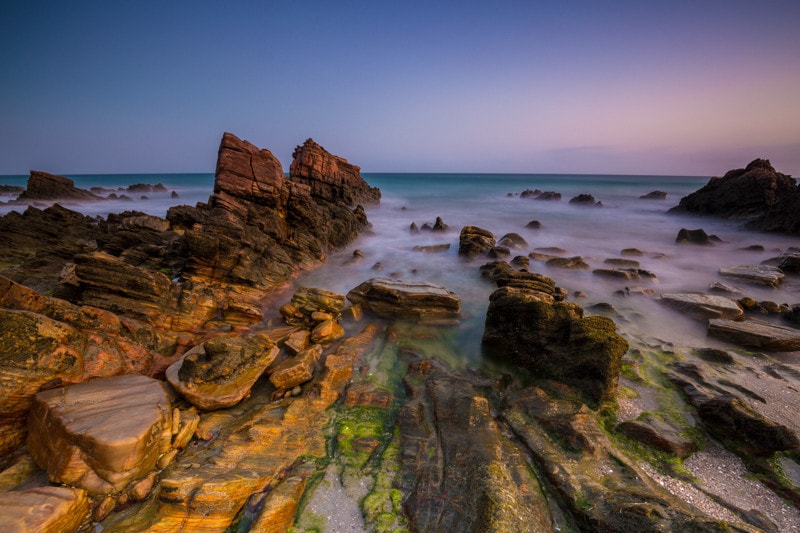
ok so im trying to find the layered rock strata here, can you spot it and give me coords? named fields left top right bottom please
left=347, top=278, right=461, bottom=321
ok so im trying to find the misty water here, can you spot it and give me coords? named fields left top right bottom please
left=3, top=171, right=799, bottom=365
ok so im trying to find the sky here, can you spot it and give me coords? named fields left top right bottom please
left=1, top=1, right=799, bottom=176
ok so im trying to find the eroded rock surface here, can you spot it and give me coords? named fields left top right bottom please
left=347, top=278, right=461, bottom=321
left=27, top=374, right=172, bottom=496
left=0, top=486, right=89, bottom=533
left=660, top=293, right=744, bottom=320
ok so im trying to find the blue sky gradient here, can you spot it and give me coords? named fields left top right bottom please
left=2, top=1, right=799, bottom=175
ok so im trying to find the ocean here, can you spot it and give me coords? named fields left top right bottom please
left=2, top=171, right=799, bottom=365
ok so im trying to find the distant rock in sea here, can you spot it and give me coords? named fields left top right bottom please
left=17, top=170, right=101, bottom=202
left=670, top=158, right=800, bottom=234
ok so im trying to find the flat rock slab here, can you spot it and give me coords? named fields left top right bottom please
left=0, top=486, right=89, bottom=533
left=660, top=293, right=744, bottom=320
left=347, top=278, right=461, bottom=320
left=708, top=318, right=800, bottom=351
left=27, top=374, right=173, bottom=495
left=719, top=264, right=784, bottom=286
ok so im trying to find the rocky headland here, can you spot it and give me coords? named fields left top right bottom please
left=1, top=152, right=800, bottom=532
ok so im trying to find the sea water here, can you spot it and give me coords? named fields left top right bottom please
left=2, top=171, right=799, bottom=365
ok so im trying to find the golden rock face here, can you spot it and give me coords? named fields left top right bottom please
left=0, top=486, right=90, bottom=533
left=27, top=374, right=172, bottom=496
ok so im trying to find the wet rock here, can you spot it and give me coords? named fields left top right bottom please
left=708, top=318, right=800, bottom=351
left=398, top=359, right=554, bottom=532
left=536, top=191, right=561, bottom=200
left=497, top=232, right=528, bottom=249
left=412, top=243, right=451, bottom=253
left=520, top=188, right=542, bottom=198
left=487, top=245, right=510, bottom=258
left=709, top=281, right=743, bottom=294
left=569, top=193, right=601, bottom=206
left=719, top=264, right=784, bottom=286
left=676, top=228, right=720, bottom=245
left=502, top=386, right=741, bottom=531
left=284, top=329, right=311, bottom=355
left=641, top=190, right=667, bottom=199
left=617, top=414, right=697, bottom=458
left=621, top=248, right=644, bottom=256
left=739, top=244, right=765, bottom=252
left=288, top=286, right=346, bottom=322
left=431, top=216, right=448, bottom=231
left=17, top=171, right=101, bottom=202
left=592, top=268, right=643, bottom=280
left=0, top=486, right=90, bottom=533
left=480, top=261, right=559, bottom=295
left=268, top=344, right=323, bottom=390
left=604, top=257, right=640, bottom=268
left=546, top=256, right=590, bottom=269
left=659, top=293, right=744, bottom=320
left=777, top=253, right=800, bottom=274
left=669, top=362, right=800, bottom=456
left=694, top=347, right=736, bottom=364
left=525, top=219, right=542, bottom=229
left=482, top=282, right=628, bottom=405
left=27, top=375, right=173, bottom=496
left=409, top=221, right=419, bottom=232
left=347, top=278, right=461, bottom=321
left=166, top=331, right=280, bottom=410
left=510, top=255, right=530, bottom=269
left=311, top=319, right=345, bottom=344
left=0, top=276, right=161, bottom=459
left=458, top=225, right=495, bottom=258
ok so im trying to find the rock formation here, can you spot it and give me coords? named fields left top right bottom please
left=458, top=225, right=496, bottom=258
left=347, top=278, right=461, bottom=321
left=16, top=171, right=101, bottom=202
left=671, top=159, right=800, bottom=234
left=482, top=262, right=628, bottom=406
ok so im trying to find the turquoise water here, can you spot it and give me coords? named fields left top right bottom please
left=3, top=171, right=798, bottom=363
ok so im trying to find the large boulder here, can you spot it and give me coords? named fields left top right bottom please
left=458, top=226, right=496, bottom=258
left=16, top=171, right=101, bottom=202
left=166, top=332, right=281, bottom=410
left=27, top=374, right=173, bottom=496
left=671, top=159, right=800, bottom=234
left=482, top=277, right=628, bottom=406
left=347, top=278, right=461, bottom=321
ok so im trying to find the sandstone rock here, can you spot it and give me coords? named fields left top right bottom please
left=641, top=190, right=667, bottom=199
left=708, top=318, right=800, bottom=351
left=497, top=232, right=528, bottom=249
left=592, top=268, right=643, bottom=280
left=0, top=276, right=161, bottom=460
left=676, top=228, right=720, bottom=245
left=27, top=374, right=172, bottom=495
left=412, top=243, right=451, bottom=253
left=269, top=344, right=323, bottom=390
left=398, top=359, right=554, bottom=532
left=621, top=247, right=644, bottom=256
left=480, top=261, right=559, bottom=294
left=0, top=486, right=90, bottom=533
left=777, top=253, right=800, bottom=274
left=119, top=214, right=171, bottom=233
left=659, top=293, right=744, bottom=320
left=17, top=171, right=101, bottom=202
left=289, top=138, right=380, bottom=205
left=458, top=225, right=495, bottom=258
left=482, top=283, right=628, bottom=406
left=346, top=278, right=461, bottom=321
left=311, top=319, right=345, bottom=344
left=669, top=362, right=800, bottom=456
left=709, top=281, right=743, bottom=294
left=520, top=188, right=542, bottom=198
left=546, top=256, right=590, bottom=269
left=284, top=329, right=311, bottom=355
left=604, top=257, right=640, bottom=268
left=487, top=245, right=510, bottom=258
left=719, top=264, right=784, bottom=286
left=166, top=332, right=280, bottom=410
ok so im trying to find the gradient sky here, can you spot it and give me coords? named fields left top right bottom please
left=2, top=1, right=799, bottom=176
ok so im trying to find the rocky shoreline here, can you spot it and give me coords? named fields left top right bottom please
left=1, top=142, right=800, bottom=532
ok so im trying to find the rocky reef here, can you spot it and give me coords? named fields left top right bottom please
left=2, top=148, right=800, bottom=532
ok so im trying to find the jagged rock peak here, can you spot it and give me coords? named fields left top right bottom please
left=290, top=138, right=381, bottom=205
left=744, top=158, right=775, bottom=173
left=213, top=132, right=286, bottom=205
left=18, top=170, right=101, bottom=201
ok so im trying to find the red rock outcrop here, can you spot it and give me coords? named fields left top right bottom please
left=289, top=138, right=380, bottom=205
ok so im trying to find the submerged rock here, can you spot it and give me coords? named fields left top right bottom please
left=536, top=191, right=561, bottom=201
left=569, top=193, right=601, bottom=206
left=676, top=228, right=721, bottom=245
left=458, top=225, right=495, bottom=258
left=347, top=278, right=461, bottom=321
left=641, top=190, right=667, bottom=200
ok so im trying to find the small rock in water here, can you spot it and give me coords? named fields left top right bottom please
left=675, top=228, right=721, bottom=245
left=525, top=219, right=542, bottom=229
